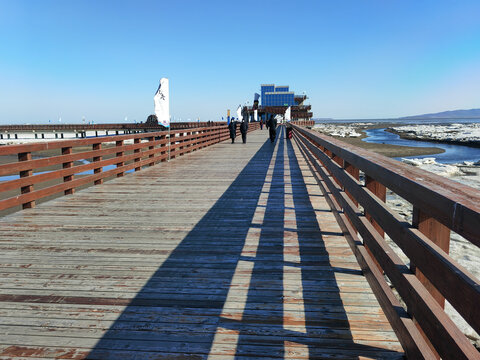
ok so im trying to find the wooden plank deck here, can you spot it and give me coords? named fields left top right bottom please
left=0, top=128, right=404, bottom=359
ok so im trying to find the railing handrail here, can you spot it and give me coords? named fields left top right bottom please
left=0, top=125, right=228, bottom=156
left=291, top=123, right=480, bottom=360
left=0, top=121, right=227, bottom=132
left=290, top=120, right=315, bottom=127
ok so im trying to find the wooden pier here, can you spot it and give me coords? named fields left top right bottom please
left=0, top=123, right=478, bottom=359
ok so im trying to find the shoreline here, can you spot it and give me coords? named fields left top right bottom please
left=386, top=128, right=480, bottom=148
left=313, top=122, right=446, bottom=158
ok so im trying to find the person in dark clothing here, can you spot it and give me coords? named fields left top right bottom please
left=286, top=124, right=293, bottom=140
left=266, top=115, right=277, bottom=143
left=229, top=118, right=237, bottom=143
left=242, top=106, right=249, bottom=124
left=240, top=118, right=248, bottom=143
left=260, top=118, right=263, bottom=130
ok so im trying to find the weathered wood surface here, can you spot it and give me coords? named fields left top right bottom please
left=0, top=128, right=403, bottom=359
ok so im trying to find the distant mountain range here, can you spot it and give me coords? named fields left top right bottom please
left=401, top=108, right=480, bottom=119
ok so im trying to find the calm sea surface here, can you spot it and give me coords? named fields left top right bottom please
left=362, top=128, right=480, bottom=164
left=317, top=118, right=480, bottom=164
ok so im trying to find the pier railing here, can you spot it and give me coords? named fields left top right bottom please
left=0, top=123, right=259, bottom=214
left=0, top=121, right=224, bottom=132
left=290, top=120, right=315, bottom=127
left=292, top=124, right=480, bottom=360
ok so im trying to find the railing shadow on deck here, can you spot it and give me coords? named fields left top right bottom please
left=286, top=137, right=403, bottom=359
left=86, top=134, right=276, bottom=358
left=219, top=130, right=402, bottom=359
left=87, top=129, right=401, bottom=359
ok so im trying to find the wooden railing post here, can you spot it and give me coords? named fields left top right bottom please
left=332, top=154, right=343, bottom=167
left=199, top=130, right=204, bottom=149
left=169, top=133, right=175, bottom=160
left=411, top=207, right=451, bottom=359
left=18, top=152, right=35, bottom=209
left=344, top=161, right=360, bottom=230
left=184, top=131, right=188, bottom=152
left=93, top=143, right=103, bottom=185
left=365, top=175, right=386, bottom=271
left=322, top=149, right=342, bottom=187
left=332, top=154, right=344, bottom=187
left=412, top=207, right=451, bottom=307
left=62, top=146, right=74, bottom=195
left=344, top=161, right=359, bottom=205
left=187, top=131, right=193, bottom=151
left=365, top=175, right=386, bottom=234
left=116, top=140, right=124, bottom=177
left=159, top=135, right=167, bottom=162
left=323, top=148, right=332, bottom=168
left=134, top=138, right=141, bottom=171
left=148, top=137, right=155, bottom=166
left=204, top=129, right=208, bottom=147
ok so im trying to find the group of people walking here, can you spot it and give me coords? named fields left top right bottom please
left=228, top=113, right=278, bottom=144
left=228, top=117, right=249, bottom=144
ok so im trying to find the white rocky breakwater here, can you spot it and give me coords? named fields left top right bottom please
left=390, top=123, right=480, bottom=144
left=387, top=157, right=480, bottom=347
left=313, top=123, right=369, bottom=137
left=401, top=157, right=480, bottom=177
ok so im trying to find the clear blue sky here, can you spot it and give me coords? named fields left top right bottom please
left=1, top=0, right=479, bottom=124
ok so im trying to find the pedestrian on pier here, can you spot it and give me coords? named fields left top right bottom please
left=266, top=114, right=277, bottom=143
left=240, top=118, right=248, bottom=143
left=260, top=118, right=264, bottom=130
left=286, top=124, right=293, bottom=140
left=229, top=117, right=237, bottom=143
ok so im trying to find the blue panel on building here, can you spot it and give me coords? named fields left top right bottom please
left=261, top=84, right=275, bottom=106
left=263, top=91, right=295, bottom=106
left=261, top=84, right=296, bottom=106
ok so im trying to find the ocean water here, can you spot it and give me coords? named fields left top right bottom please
left=363, top=128, right=480, bottom=164
left=315, top=118, right=480, bottom=164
